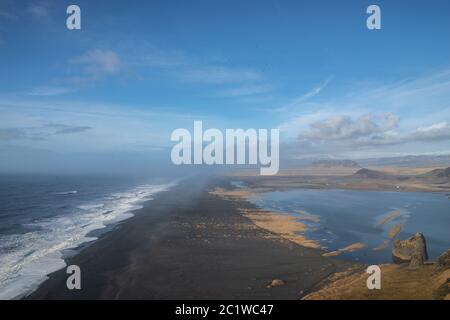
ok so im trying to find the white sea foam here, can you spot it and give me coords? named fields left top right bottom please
left=53, top=190, right=78, bottom=195
left=77, top=203, right=105, bottom=210
left=0, top=182, right=174, bottom=300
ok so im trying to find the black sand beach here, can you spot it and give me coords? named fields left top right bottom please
left=27, top=177, right=353, bottom=300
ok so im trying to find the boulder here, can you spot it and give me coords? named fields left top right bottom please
left=392, top=233, right=428, bottom=266
left=437, top=249, right=450, bottom=269
left=267, top=279, right=286, bottom=288
left=410, top=249, right=425, bottom=267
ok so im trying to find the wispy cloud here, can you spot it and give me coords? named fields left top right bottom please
left=138, top=49, right=188, bottom=68
left=28, top=86, right=73, bottom=96
left=53, top=125, right=92, bottom=135
left=0, top=10, right=17, bottom=20
left=275, top=76, right=332, bottom=112
left=178, top=66, right=264, bottom=85
left=0, top=128, right=25, bottom=141
left=278, top=69, right=450, bottom=158
left=215, top=84, right=271, bottom=97
left=0, top=96, right=212, bottom=152
left=130, top=45, right=271, bottom=99
left=67, top=49, right=123, bottom=85
left=0, top=123, right=93, bottom=142
left=30, top=49, right=124, bottom=93
left=27, top=1, right=50, bottom=20
left=28, top=42, right=272, bottom=104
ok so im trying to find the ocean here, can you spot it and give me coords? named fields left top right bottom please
left=0, top=174, right=175, bottom=299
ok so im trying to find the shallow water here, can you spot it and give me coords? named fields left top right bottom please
left=250, top=188, right=450, bottom=264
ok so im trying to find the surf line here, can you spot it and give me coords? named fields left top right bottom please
left=171, top=120, right=279, bottom=175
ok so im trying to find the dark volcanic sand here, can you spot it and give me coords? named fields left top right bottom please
left=26, top=177, right=354, bottom=300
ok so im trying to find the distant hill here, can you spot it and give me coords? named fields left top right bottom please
left=281, top=154, right=450, bottom=170
left=419, top=167, right=450, bottom=184
left=312, top=159, right=360, bottom=168
left=351, top=167, right=450, bottom=185
left=352, top=168, right=390, bottom=179
left=358, top=155, right=450, bottom=168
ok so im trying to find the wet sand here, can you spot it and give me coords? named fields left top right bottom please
left=26, top=177, right=353, bottom=300
left=210, top=187, right=321, bottom=249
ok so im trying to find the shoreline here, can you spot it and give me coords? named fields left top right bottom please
left=25, top=176, right=354, bottom=300
left=1, top=180, right=175, bottom=300
left=210, top=180, right=449, bottom=299
left=225, top=170, right=450, bottom=194
left=209, top=187, right=322, bottom=249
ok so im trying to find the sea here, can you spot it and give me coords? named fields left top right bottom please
left=0, top=174, right=175, bottom=299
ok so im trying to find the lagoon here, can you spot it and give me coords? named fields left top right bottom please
left=250, top=189, right=450, bottom=264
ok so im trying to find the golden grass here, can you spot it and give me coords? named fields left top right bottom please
left=239, top=209, right=320, bottom=249
left=303, top=264, right=439, bottom=300
left=322, top=243, right=366, bottom=257
left=388, top=224, right=402, bottom=239
left=210, top=187, right=321, bottom=249
left=377, top=210, right=401, bottom=227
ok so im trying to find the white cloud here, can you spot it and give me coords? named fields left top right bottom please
left=0, top=10, right=17, bottom=20
left=35, top=43, right=271, bottom=103
left=28, top=86, right=73, bottom=96
left=139, top=49, right=188, bottom=68
left=281, top=115, right=450, bottom=159
left=216, top=84, right=271, bottom=97
left=277, top=68, right=450, bottom=158
left=413, top=122, right=450, bottom=141
left=0, top=128, right=25, bottom=141
left=179, top=66, right=264, bottom=84
left=278, top=109, right=338, bottom=138
left=28, top=2, right=50, bottom=19
left=68, top=49, right=122, bottom=84
left=301, top=113, right=399, bottom=141
left=0, top=123, right=92, bottom=142
left=51, top=125, right=92, bottom=135
left=0, top=97, right=211, bottom=153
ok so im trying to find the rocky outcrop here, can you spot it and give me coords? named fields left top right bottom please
left=392, top=233, right=428, bottom=266
left=437, top=249, right=450, bottom=269
left=267, top=279, right=286, bottom=288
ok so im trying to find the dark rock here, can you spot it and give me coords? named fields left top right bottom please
left=410, top=250, right=425, bottom=267
left=437, top=249, right=450, bottom=269
left=392, top=233, right=428, bottom=266
left=267, top=279, right=286, bottom=288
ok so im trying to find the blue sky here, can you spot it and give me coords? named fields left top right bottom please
left=1, top=0, right=450, bottom=173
